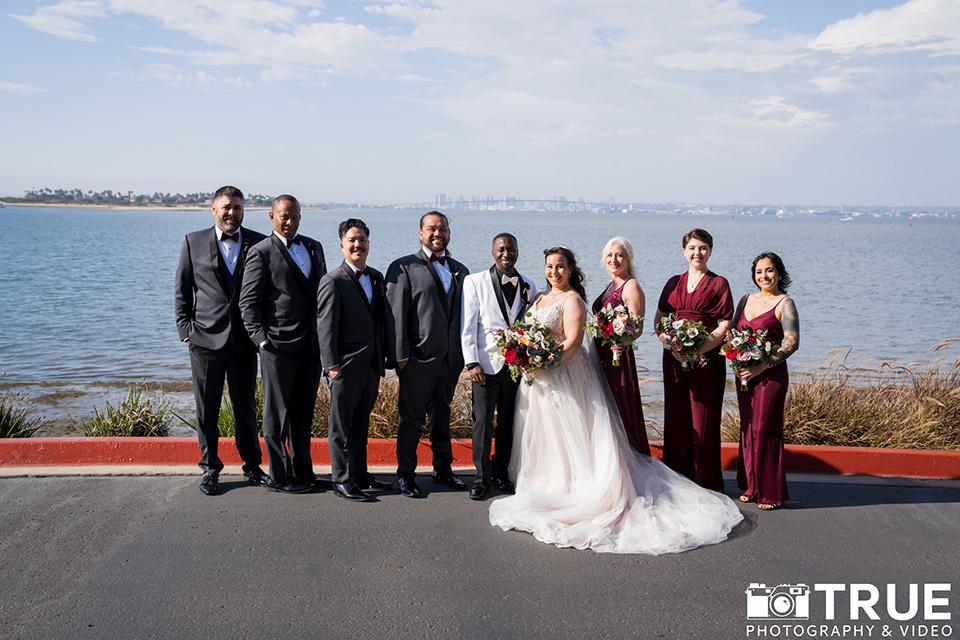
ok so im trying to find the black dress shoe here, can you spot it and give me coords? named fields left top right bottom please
left=303, top=474, right=332, bottom=489
left=469, top=482, right=490, bottom=501
left=333, top=481, right=371, bottom=502
left=264, top=477, right=313, bottom=494
left=353, top=473, right=393, bottom=491
left=200, top=474, right=219, bottom=496
left=242, top=465, right=269, bottom=486
left=398, top=475, right=421, bottom=498
left=492, top=477, right=516, bottom=494
left=432, top=471, right=467, bottom=490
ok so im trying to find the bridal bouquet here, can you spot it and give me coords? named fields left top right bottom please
left=659, top=314, right=710, bottom=371
left=721, top=327, right=780, bottom=390
left=585, top=302, right=643, bottom=366
left=494, top=316, right=562, bottom=385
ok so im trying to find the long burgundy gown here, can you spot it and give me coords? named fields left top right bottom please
left=592, top=281, right=651, bottom=456
left=657, top=271, right=734, bottom=493
left=734, top=299, right=790, bottom=505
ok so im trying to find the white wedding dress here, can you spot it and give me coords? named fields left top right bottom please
left=488, top=293, right=744, bottom=554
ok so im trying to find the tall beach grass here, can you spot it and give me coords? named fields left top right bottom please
left=721, top=340, right=960, bottom=450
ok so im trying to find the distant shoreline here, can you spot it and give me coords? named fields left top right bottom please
left=0, top=202, right=331, bottom=211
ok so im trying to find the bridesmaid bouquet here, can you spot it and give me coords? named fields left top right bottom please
left=494, top=316, right=563, bottom=385
left=659, top=314, right=710, bottom=371
left=721, top=327, right=780, bottom=390
left=585, top=302, right=643, bottom=366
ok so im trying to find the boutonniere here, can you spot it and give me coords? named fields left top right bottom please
left=453, top=267, right=463, bottom=279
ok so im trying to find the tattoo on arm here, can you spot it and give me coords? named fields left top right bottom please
left=769, top=298, right=799, bottom=366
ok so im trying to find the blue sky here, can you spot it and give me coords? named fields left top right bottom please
left=2, top=0, right=958, bottom=206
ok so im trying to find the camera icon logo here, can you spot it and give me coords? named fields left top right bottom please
left=745, top=583, right=811, bottom=620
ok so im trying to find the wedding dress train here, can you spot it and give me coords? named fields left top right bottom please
left=488, top=294, right=744, bottom=554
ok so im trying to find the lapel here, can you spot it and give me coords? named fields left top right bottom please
left=340, top=261, right=374, bottom=317
left=418, top=249, right=451, bottom=318
left=208, top=228, right=231, bottom=296
left=488, top=265, right=511, bottom=325
left=230, top=227, right=256, bottom=300
left=271, top=234, right=310, bottom=300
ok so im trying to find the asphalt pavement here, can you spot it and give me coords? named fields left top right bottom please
left=0, top=470, right=957, bottom=640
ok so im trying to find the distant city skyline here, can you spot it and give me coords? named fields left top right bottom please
left=2, top=1, right=959, bottom=206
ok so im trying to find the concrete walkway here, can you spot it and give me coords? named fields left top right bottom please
left=0, top=470, right=957, bottom=639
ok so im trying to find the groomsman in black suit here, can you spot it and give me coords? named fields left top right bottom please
left=239, top=195, right=328, bottom=494
left=385, top=212, right=469, bottom=498
left=461, top=233, right=537, bottom=500
left=317, top=219, right=393, bottom=502
left=174, top=185, right=268, bottom=496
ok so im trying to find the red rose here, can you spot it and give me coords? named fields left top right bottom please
left=726, top=350, right=737, bottom=360
left=505, top=349, right=517, bottom=364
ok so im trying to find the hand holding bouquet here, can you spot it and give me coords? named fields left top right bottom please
left=585, top=302, right=643, bottom=366
left=494, top=315, right=563, bottom=385
left=720, top=327, right=780, bottom=390
left=659, top=314, right=709, bottom=371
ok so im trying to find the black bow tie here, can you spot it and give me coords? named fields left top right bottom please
left=286, top=236, right=301, bottom=249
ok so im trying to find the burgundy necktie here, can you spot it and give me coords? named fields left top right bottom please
left=429, top=253, right=446, bottom=266
left=286, top=236, right=301, bottom=249
left=221, top=232, right=239, bottom=242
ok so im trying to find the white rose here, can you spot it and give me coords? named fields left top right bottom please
left=672, top=320, right=684, bottom=330
left=612, top=318, right=627, bottom=335
left=687, top=327, right=699, bottom=338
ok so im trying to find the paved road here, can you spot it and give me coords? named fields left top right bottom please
left=0, top=472, right=957, bottom=640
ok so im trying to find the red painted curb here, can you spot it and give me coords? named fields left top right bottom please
left=0, top=438, right=957, bottom=479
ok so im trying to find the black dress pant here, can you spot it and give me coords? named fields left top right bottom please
left=395, top=357, right=457, bottom=477
left=470, top=367, right=519, bottom=484
left=189, top=343, right=261, bottom=475
left=327, top=362, right=380, bottom=483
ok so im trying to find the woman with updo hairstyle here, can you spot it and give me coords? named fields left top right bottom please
left=731, top=252, right=800, bottom=510
left=592, top=237, right=650, bottom=456
left=653, top=228, right=734, bottom=493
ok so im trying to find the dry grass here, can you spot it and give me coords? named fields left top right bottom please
left=79, top=384, right=175, bottom=437
left=722, top=340, right=960, bottom=450
left=312, top=375, right=474, bottom=439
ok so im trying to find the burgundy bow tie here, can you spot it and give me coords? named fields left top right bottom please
left=356, top=266, right=370, bottom=277
left=221, top=232, right=239, bottom=242
left=286, top=236, right=301, bottom=249
left=429, top=253, right=446, bottom=266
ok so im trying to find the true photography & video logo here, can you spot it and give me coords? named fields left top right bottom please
left=744, top=582, right=952, bottom=639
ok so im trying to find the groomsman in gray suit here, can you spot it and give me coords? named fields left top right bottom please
left=239, top=195, right=328, bottom=494
left=174, top=185, right=268, bottom=496
left=385, top=212, right=469, bottom=498
left=460, top=233, right=537, bottom=500
left=317, top=218, right=393, bottom=502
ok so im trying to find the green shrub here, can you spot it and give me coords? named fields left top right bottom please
left=0, top=392, right=45, bottom=438
left=80, top=384, right=175, bottom=437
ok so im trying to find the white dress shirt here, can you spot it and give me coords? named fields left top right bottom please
left=216, top=228, right=241, bottom=275
left=276, top=231, right=312, bottom=278
left=350, top=263, right=373, bottom=304
left=426, top=250, right=453, bottom=293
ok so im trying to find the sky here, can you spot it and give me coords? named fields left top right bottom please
left=2, top=0, right=959, bottom=206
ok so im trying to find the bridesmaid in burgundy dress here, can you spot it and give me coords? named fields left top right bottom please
left=732, top=252, right=800, bottom=510
left=653, top=229, right=734, bottom=493
left=592, top=237, right=651, bottom=456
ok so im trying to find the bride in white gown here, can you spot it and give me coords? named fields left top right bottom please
left=488, top=247, right=744, bottom=554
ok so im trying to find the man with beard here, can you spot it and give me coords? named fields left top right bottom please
left=174, top=185, right=268, bottom=496
left=384, top=212, right=469, bottom=498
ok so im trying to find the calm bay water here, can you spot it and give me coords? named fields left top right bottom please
left=1, top=205, right=958, bottom=390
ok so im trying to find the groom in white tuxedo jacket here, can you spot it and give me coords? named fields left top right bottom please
left=461, top=233, right=537, bottom=500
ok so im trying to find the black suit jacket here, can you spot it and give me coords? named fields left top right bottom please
left=316, top=262, right=386, bottom=377
left=384, top=248, right=468, bottom=371
left=174, top=225, right=267, bottom=351
left=239, top=233, right=327, bottom=355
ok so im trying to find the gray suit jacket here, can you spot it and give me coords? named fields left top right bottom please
left=239, top=233, right=326, bottom=355
left=384, top=248, right=468, bottom=370
left=174, top=225, right=267, bottom=351
left=317, top=262, right=386, bottom=377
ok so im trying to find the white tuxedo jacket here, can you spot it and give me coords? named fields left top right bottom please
left=461, top=266, right=537, bottom=375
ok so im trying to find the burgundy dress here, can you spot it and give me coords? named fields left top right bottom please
left=735, top=299, right=790, bottom=505
left=657, top=271, right=734, bottom=493
left=592, top=281, right=651, bottom=456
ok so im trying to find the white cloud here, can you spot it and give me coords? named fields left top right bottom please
left=749, top=96, right=830, bottom=128
left=8, top=0, right=106, bottom=42
left=0, top=81, right=49, bottom=94
left=810, top=0, right=960, bottom=56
